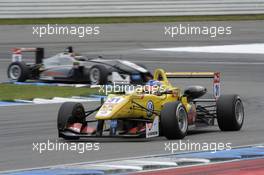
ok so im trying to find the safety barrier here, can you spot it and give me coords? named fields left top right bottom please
left=0, top=0, right=263, bottom=18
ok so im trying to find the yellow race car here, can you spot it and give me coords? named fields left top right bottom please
left=57, top=69, right=244, bottom=140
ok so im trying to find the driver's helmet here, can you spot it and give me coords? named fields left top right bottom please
left=144, top=80, right=162, bottom=93
left=146, top=80, right=162, bottom=86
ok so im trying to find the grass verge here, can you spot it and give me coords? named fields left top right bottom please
left=0, top=84, right=99, bottom=101
left=0, top=14, right=264, bottom=25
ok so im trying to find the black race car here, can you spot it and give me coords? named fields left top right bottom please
left=7, top=47, right=152, bottom=85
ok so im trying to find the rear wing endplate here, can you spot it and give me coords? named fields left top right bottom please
left=12, top=47, right=44, bottom=64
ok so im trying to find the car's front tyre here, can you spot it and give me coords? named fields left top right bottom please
left=57, top=102, right=86, bottom=140
left=161, top=101, right=188, bottom=140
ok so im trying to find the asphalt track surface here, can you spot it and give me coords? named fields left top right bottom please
left=0, top=21, right=264, bottom=171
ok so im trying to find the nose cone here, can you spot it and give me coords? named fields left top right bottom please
left=95, top=95, right=129, bottom=120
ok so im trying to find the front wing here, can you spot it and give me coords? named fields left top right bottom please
left=59, top=116, right=159, bottom=139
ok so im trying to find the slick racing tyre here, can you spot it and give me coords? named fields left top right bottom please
left=161, top=101, right=188, bottom=139
left=89, top=65, right=108, bottom=85
left=7, top=62, right=29, bottom=82
left=217, top=95, right=244, bottom=131
left=57, top=102, right=85, bottom=140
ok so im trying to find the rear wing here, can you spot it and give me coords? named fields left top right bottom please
left=12, top=47, right=44, bottom=64
left=166, top=71, right=220, bottom=99
left=153, top=69, right=220, bottom=99
left=166, top=72, right=215, bottom=78
left=11, top=46, right=75, bottom=64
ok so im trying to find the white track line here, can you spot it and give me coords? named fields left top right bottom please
left=1, top=143, right=263, bottom=174
left=126, top=160, right=177, bottom=166
left=91, top=164, right=143, bottom=171
left=0, top=97, right=101, bottom=107
left=145, top=43, right=264, bottom=54
left=136, top=60, right=264, bottom=65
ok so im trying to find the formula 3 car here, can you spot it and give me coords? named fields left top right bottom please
left=7, top=47, right=152, bottom=85
left=57, top=69, right=244, bottom=140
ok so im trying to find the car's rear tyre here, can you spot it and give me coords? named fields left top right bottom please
left=161, top=101, right=188, bottom=139
left=89, top=65, right=108, bottom=85
left=57, top=102, right=86, bottom=140
left=7, top=62, right=29, bottom=82
left=217, top=95, right=244, bottom=131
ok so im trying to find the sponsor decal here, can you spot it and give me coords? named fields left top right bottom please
left=146, top=116, right=159, bottom=138
left=188, top=104, right=197, bottom=125
left=213, top=72, right=220, bottom=99
left=97, top=104, right=113, bottom=117
left=12, top=49, right=22, bottom=62
left=43, top=71, right=65, bottom=77
left=146, top=100, right=154, bottom=117
left=105, top=97, right=124, bottom=104
left=110, top=120, right=118, bottom=135
left=97, top=97, right=124, bottom=117
left=39, top=76, right=54, bottom=80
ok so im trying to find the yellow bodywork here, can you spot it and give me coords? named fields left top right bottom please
left=95, top=69, right=195, bottom=120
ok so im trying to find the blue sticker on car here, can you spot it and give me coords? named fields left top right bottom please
left=147, top=100, right=154, bottom=117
